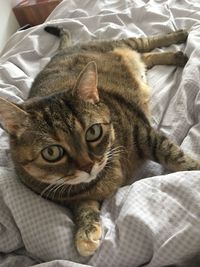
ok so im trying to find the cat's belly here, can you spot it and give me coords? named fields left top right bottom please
left=113, top=48, right=147, bottom=82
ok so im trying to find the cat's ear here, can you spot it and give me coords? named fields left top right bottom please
left=0, top=97, right=29, bottom=136
left=74, top=61, right=99, bottom=104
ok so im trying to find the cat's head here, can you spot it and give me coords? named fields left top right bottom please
left=0, top=62, right=115, bottom=196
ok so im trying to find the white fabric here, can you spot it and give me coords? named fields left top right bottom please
left=0, top=0, right=200, bottom=266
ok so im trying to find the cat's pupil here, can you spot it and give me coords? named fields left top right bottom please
left=48, top=147, right=54, bottom=156
left=90, top=128, right=95, bottom=135
left=86, top=124, right=102, bottom=142
left=41, top=145, right=64, bottom=162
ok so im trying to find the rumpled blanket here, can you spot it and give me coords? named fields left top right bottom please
left=0, top=0, right=200, bottom=266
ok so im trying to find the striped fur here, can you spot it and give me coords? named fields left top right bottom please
left=0, top=27, right=199, bottom=256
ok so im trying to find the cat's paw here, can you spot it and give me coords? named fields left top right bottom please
left=75, top=222, right=102, bottom=257
left=175, top=51, right=188, bottom=67
left=168, top=29, right=188, bottom=43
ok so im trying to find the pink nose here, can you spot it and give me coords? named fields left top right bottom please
left=79, top=163, right=93, bottom=174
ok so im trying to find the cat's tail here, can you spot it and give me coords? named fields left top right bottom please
left=44, top=26, right=71, bottom=50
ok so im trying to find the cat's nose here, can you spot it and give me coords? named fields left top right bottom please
left=79, top=163, right=93, bottom=174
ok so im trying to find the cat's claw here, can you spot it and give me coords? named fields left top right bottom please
left=75, top=222, right=102, bottom=257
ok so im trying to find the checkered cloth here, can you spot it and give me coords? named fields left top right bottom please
left=0, top=168, right=200, bottom=267
left=0, top=0, right=200, bottom=266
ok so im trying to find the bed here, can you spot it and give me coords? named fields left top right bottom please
left=0, top=0, right=200, bottom=266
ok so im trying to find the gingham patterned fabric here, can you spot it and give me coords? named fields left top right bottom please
left=0, top=0, right=200, bottom=266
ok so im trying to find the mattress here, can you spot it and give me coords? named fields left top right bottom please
left=0, top=0, right=200, bottom=266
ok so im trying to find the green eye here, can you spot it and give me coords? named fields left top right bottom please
left=41, top=145, right=64, bottom=163
left=86, top=124, right=103, bottom=142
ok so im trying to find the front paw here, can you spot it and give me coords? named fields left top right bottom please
left=75, top=222, right=102, bottom=257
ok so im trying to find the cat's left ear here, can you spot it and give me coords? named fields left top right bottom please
left=74, top=61, right=99, bottom=104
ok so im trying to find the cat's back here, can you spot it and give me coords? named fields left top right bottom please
left=29, top=42, right=148, bottom=108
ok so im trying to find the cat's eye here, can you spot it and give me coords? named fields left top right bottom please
left=86, top=124, right=103, bottom=142
left=41, top=145, right=65, bottom=162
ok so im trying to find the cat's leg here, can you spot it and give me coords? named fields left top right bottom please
left=72, top=200, right=102, bottom=257
left=134, top=123, right=200, bottom=171
left=142, top=51, right=188, bottom=69
left=122, top=30, right=188, bottom=52
left=97, top=30, right=188, bottom=53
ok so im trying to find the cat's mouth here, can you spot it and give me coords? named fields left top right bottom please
left=64, top=158, right=108, bottom=185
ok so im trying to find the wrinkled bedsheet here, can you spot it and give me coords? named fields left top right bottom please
left=0, top=0, right=200, bottom=266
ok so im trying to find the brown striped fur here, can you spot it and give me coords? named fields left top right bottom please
left=0, top=27, right=199, bottom=256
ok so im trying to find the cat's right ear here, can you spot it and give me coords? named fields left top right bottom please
left=0, top=97, right=29, bottom=137
left=73, top=61, right=99, bottom=104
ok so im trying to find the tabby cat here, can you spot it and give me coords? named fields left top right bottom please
left=0, top=27, right=199, bottom=257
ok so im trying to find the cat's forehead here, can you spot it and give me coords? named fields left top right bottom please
left=22, top=94, right=110, bottom=131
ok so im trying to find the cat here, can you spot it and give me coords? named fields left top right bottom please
left=0, top=26, right=199, bottom=257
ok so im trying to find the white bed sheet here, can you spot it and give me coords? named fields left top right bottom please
left=0, top=0, right=200, bottom=266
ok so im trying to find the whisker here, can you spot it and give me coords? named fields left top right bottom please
left=45, top=184, right=60, bottom=199
left=50, top=181, right=66, bottom=199
left=40, top=183, right=55, bottom=198
left=67, top=184, right=73, bottom=198
left=58, top=182, right=69, bottom=199
left=40, top=176, right=66, bottom=199
left=102, top=145, right=130, bottom=173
